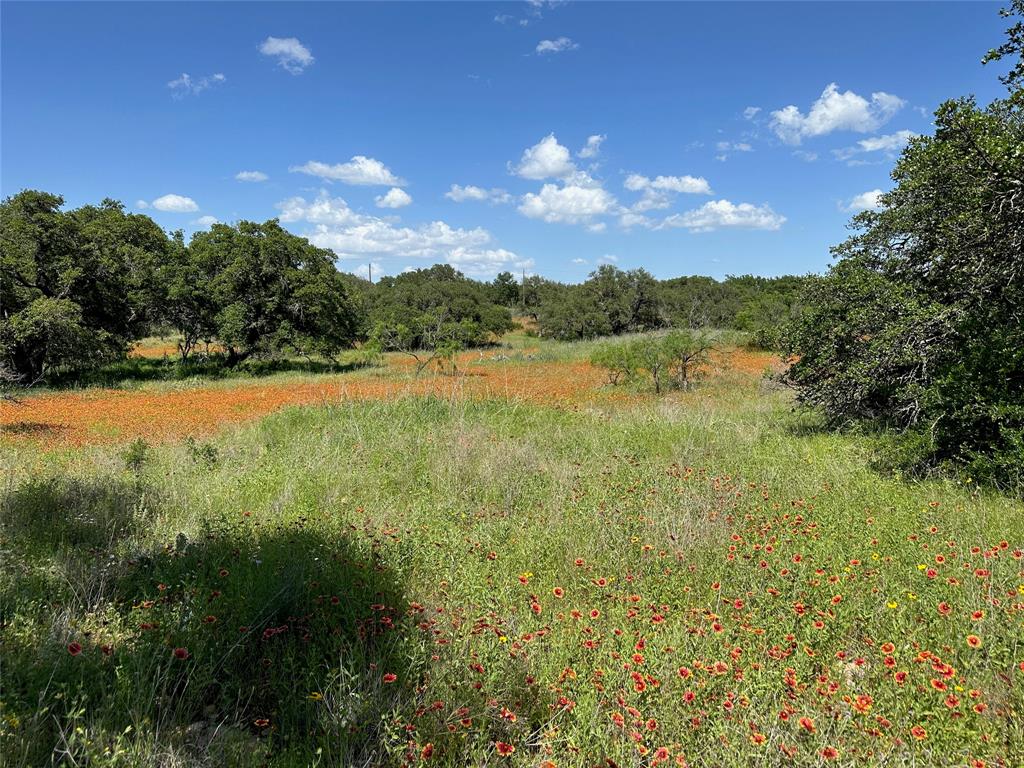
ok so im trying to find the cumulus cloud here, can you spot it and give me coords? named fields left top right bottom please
left=518, top=182, right=617, bottom=225
left=536, top=37, right=579, bottom=54
left=235, top=170, right=268, bottom=182
left=625, top=174, right=713, bottom=195
left=618, top=211, right=653, bottom=230
left=193, top=215, right=219, bottom=228
left=167, top=72, right=225, bottom=98
left=135, top=200, right=149, bottom=209
left=597, top=254, right=618, bottom=263
left=833, top=129, right=915, bottom=161
left=743, top=106, right=761, bottom=120
left=149, top=194, right=199, bottom=213
left=843, top=189, right=884, bottom=213
left=445, top=184, right=512, bottom=204
left=259, top=36, right=314, bottom=74
left=571, top=257, right=587, bottom=264
left=660, top=200, right=785, bottom=232
left=447, top=247, right=534, bottom=278
left=770, top=83, right=905, bottom=145
left=511, top=134, right=577, bottom=180
left=290, top=156, right=407, bottom=186
left=577, top=134, right=605, bottom=159
left=623, top=173, right=712, bottom=216
left=375, top=188, right=412, bottom=209
left=276, top=192, right=526, bottom=277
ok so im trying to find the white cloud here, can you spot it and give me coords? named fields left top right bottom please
left=193, top=215, right=219, bottom=228
left=661, top=200, right=785, bottom=232
left=276, top=192, right=526, bottom=276
left=770, top=83, right=905, bottom=145
left=135, top=200, right=149, bottom=209
left=150, top=194, right=199, bottom=213
left=536, top=37, right=579, bottom=54
left=259, top=36, right=314, bottom=74
left=618, top=211, right=653, bottom=230
left=793, top=150, right=819, bottom=162
left=512, top=133, right=576, bottom=180
left=843, top=189, right=884, bottom=213
left=445, top=184, right=511, bottom=204
left=167, top=72, right=225, bottom=98
left=597, top=254, right=618, bottom=263
left=235, top=170, right=269, bottom=182
left=518, top=182, right=616, bottom=225
left=577, top=134, right=605, bottom=159
left=290, top=156, right=407, bottom=186
left=743, top=106, right=761, bottom=120
left=375, top=187, right=412, bottom=209
left=833, top=129, right=915, bottom=161
left=715, top=141, right=752, bottom=152
left=446, top=247, right=534, bottom=278
left=625, top=173, right=712, bottom=195
left=571, top=257, right=587, bottom=264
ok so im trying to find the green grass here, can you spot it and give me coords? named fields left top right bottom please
left=1, top=343, right=1022, bottom=766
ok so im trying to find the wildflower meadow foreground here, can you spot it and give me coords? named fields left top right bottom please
left=2, top=341, right=1021, bottom=766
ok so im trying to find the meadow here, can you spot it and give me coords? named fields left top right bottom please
left=1, top=334, right=1021, bottom=767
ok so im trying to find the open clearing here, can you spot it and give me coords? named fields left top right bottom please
left=0, top=346, right=777, bottom=449
left=2, top=338, right=1021, bottom=767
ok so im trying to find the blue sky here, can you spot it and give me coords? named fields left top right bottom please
left=1, top=1, right=1011, bottom=282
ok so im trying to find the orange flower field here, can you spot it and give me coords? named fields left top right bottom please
left=0, top=349, right=779, bottom=449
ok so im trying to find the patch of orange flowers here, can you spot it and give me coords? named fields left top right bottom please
left=0, top=349, right=779, bottom=450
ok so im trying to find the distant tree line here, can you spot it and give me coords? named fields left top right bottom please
left=1, top=189, right=805, bottom=385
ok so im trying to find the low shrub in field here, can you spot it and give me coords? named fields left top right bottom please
left=590, top=331, right=713, bottom=393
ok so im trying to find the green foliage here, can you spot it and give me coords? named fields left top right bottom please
left=536, top=267, right=806, bottom=343
left=122, top=437, right=151, bottom=474
left=1, top=192, right=168, bottom=379
left=185, top=220, right=360, bottom=364
left=786, top=78, right=1024, bottom=489
left=590, top=330, right=714, bottom=393
left=367, top=264, right=514, bottom=350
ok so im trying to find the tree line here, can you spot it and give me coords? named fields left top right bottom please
left=0, top=190, right=805, bottom=383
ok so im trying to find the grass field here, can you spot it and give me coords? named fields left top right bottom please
left=1, top=335, right=1021, bottom=767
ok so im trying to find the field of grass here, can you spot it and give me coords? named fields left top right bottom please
left=1, top=335, right=1021, bottom=766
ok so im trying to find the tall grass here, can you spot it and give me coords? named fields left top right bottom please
left=2, top=361, right=1022, bottom=765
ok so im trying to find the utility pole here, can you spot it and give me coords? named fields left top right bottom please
left=368, top=263, right=373, bottom=284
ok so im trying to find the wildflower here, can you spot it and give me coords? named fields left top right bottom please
left=798, top=717, right=815, bottom=733
left=173, top=647, right=189, bottom=660
left=822, top=746, right=839, bottom=760
left=966, top=634, right=982, bottom=648
left=421, top=743, right=434, bottom=760
left=382, top=672, right=397, bottom=683
left=308, top=692, right=323, bottom=701
left=254, top=718, right=270, bottom=728
left=552, top=587, right=564, bottom=598
left=495, top=742, right=515, bottom=756
left=910, top=724, right=927, bottom=740
left=67, top=642, right=82, bottom=656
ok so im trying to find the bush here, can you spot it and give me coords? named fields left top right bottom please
left=784, top=83, right=1024, bottom=491
left=590, top=331, right=714, bottom=393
